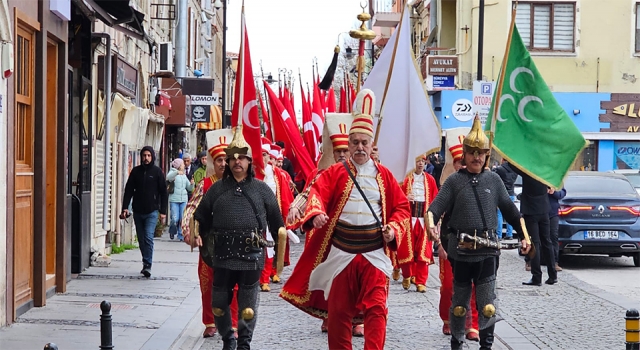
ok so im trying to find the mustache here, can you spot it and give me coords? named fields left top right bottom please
left=354, top=151, right=367, bottom=155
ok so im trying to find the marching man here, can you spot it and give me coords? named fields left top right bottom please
left=437, top=130, right=480, bottom=341
left=259, top=138, right=295, bottom=291
left=281, top=89, right=411, bottom=350
left=181, top=129, right=238, bottom=338
left=399, top=154, right=439, bottom=292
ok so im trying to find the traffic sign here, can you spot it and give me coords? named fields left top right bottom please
left=473, top=81, right=495, bottom=127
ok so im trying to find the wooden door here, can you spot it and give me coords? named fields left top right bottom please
left=14, top=22, right=36, bottom=310
left=45, top=41, right=58, bottom=290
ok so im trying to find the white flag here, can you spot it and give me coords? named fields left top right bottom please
left=364, top=4, right=441, bottom=181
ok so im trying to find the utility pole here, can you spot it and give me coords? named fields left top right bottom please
left=221, top=0, right=228, bottom=127
left=477, top=0, right=485, bottom=81
left=175, top=0, right=187, bottom=77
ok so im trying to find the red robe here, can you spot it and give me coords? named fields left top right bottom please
left=262, top=166, right=295, bottom=282
left=287, top=167, right=323, bottom=232
left=401, top=171, right=439, bottom=263
left=279, top=159, right=411, bottom=321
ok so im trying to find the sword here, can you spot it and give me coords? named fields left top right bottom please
left=458, top=233, right=522, bottom=250
left=275, top=227, right=287, bottom=276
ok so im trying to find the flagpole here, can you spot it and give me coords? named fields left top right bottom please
left=260, top=63, right=275, bottom=140
left=373, top=3, right=406, bottom=146
left=236, top=3, right=246, bottom=128
left=487, top=3, right=517, bottom=164
left=349, top=3, right=376, bottom=94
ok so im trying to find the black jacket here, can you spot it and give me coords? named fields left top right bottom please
left=122, top=146, right=169, bottom=215
left=494, top=163, right=518, bottom=196
left=282, top=158, right=295, bottom=182
left=509, top=163, right=550, bottom=215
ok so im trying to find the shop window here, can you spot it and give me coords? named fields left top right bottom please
left=614, top=141, right=640, bottom=169
left=515, top=2, right=576, bottom=52
left=571, top=140, right=597, bottom=171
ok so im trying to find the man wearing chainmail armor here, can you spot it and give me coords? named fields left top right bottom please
left=194, top=127, right=285, bottom=350
left=427, top=117, right=531, bottom=350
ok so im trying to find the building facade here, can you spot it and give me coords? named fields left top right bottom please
left=372, top=0, right=640, bottom=172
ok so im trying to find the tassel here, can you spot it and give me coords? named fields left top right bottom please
left=318, top=46, right=340, bottom=90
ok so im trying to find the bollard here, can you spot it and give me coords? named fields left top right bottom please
left=100, top=300, right=114, bottom=350
left=627, top=308, right=640, bottom=350
left=44, top=343, right=58, bottom=350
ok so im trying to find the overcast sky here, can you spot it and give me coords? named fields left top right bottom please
left=225, top=0, right=366, bottom=116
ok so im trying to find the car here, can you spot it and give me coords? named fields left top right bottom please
left=558, top=171, right=640, bottom=267
left=513, top=175, right=522, bottom=210
left=608, top=169, right=640, bottom=196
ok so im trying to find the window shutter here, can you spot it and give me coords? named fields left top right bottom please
left=95, top=140, right=112, bottom=230
left=515, top=3, right=531, bottom=47
left=636, top=3, right=640, bottom=52
left=532, top=5, right=551, bottom=49
left=552, top=4, right=574, bottom=51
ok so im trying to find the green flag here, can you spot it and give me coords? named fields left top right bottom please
left=485, top=24, right=588, bottom=188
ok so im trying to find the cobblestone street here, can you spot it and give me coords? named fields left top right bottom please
left=194, top=236, right=639, bottom=350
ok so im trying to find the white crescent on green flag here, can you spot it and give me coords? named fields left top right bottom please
left=485, top=24, right=588, bottom=189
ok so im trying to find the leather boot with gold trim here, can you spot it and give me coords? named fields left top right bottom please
left=402, top=278, right=411, bottom=290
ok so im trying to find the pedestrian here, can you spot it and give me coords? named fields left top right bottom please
left=427, top=116, right=530, bottom=350
left=437, top=140, right=480, bottom=342
left=181, top=130, right=239, bottom=338
left=510, top=163, right=558, bottom=286
left=400, top=154, right=438, bottom=293
left=548, top=186, right=566, bottom=272
left=494, top=159, right=518, bottom=240
left=194, top=129, right=285, bottom=350
left=192, top=151, right=208, bottom=185
left=182, top=153, right=195, bottom=180
left=120, top=146, right=168, bottom=278
left=274, top=141, right=296, bottom=181
left=259, top=138, right=294, bottom=292
left=166, top=158, right=194, bottom=241
left=280, top=89, right=411, bottom=350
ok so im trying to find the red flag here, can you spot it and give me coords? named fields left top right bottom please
left=282, top=86, right=297, bottom=127
left=326, top=86, right=337, bottom=113
left=231, top=8, right=264, bottom=179
left=339, top=86, right=347, bottom=113
left=301, top=82, right=318, bottom=162
left=264, top=81, right=316, bottom=180
left=349, top=80, right=356, bottom=112
left=258, top=92, right=272, bottom=141
left=312, top=84, right=325, bottom=143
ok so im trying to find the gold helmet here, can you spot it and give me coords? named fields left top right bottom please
left=463, top=115, right=490, bottom=151
left=224, top=125, right=253, bottom=159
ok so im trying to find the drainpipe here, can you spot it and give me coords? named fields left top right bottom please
left=93, top=33, right=112, bottom=232
left=175, top=0, right=187, bottom=77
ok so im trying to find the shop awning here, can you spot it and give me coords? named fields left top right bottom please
left=197, top=106, right=223, bottom=130
left=74, top=0, right=146, bottom=40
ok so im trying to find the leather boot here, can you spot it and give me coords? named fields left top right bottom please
left=221, top=330, right=237, bottom=350
left=479, top=325, right=495, bottom=349
left=236, top=282, right=260, bottom=350
left=450, top=337, right=464, bottom=350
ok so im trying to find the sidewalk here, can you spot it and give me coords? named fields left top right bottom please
left=0, top=234, right=202, bottom=350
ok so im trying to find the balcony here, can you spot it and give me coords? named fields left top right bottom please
left=373, top=27, right=392, bottom=47
left=373, top=11, right=401, bottom=28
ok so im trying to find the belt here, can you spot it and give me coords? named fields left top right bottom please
left=332, top=222, right=383, bottom=254
left=410, top=201, right=425, bottom=218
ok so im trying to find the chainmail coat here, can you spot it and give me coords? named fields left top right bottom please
left=429, top=169, right=523, bottom=262
left=194, top=176, right=285, bottom=270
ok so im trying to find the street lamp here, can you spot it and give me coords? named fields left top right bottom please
left=345, top=47, right=355, bottom=60
left=264, top=74, right=277, bottom=84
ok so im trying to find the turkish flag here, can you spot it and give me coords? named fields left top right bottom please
left=281, top=86, right=297, bottom=128
left=264, top=81, right=315, bottom=180
left=326, top=86, right=337, bottom=113
left=349, top=80, right=356, bottom=112
left=312, top=84, right=325, bottom=142
left=231, top=9, right=264, bottom=179
left=301, top=82, right=318, bottom=162
left=339, top=86, right=347, bottom=113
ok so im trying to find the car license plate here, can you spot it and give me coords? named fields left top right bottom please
left=584, top=230, right=619, bottom=239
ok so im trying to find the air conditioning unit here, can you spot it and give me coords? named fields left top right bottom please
left=158, top=42, right=173, bottom=73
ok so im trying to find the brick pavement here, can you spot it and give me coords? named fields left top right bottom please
left=194, top=238, right=637, bottom=350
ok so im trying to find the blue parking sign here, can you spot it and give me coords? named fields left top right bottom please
left=481, top=83, right=492, bottom=95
